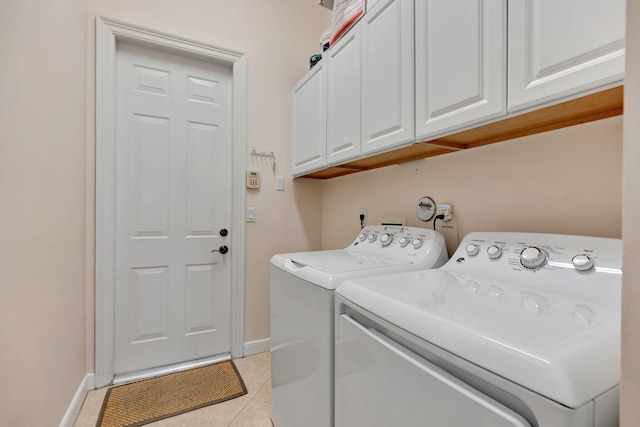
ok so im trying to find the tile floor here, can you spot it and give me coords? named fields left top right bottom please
left=73, top=352, right=272, bottom=427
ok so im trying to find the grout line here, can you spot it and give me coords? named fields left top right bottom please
left=227, top=362, right=270, bottom=426
left=76, top=415, right=96, bottom=426
left=225, top=395, right=253, bottom=427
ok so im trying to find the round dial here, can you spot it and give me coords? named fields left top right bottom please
left=380, top=233, right=393, bottom=247
left=368, top=234, right=377, bottom=243
left=412, top=238, right=424, bottom=249
left=399, top=236, right=409, bottom=247
left=520, top=246, right=546, bottom=269
left=359, top=232, right=367, bottom=241
left=572, top=254, right=594, bottom=271
left=465, top=244, right=479, bottom=256
left=486, top=245, right=502, bottom=259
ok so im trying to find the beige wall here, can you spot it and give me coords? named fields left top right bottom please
left=322, top=116, right=623, bottom=252
left=0, top=0, right=328, bottom=424
left=621, top=0, right=640, bottom=424
left=84, top=0, right=330, bottom=366
left=1, top=0, right=635, bottom=424
left=0, top=0, right=88, bottom=424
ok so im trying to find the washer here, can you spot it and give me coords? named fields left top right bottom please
left=335, top=232, right=622, bottom=427
left=270, top=225, right=448, bottom=427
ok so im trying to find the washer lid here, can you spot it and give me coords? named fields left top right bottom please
left=270, top=250, right=413, bottom=290
left=336, top=268, right=621, bottom=409
left=284, top=250, right=411, bottom=274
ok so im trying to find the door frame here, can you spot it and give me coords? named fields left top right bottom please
left=95, top=17, right=247, bottom=388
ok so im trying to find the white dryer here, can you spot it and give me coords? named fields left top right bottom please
left=335, top=232, right=622, bottom=427
left=270, top=225, right=448, bottom=427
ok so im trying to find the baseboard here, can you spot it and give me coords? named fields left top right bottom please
left=59, top=373, right=94, bottom=427
left=243, top=338, right=270, bottom=356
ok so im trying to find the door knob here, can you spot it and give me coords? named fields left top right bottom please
left=220, top=229, right=228, bottom=237
left=212, top=245, right=229, bottom=255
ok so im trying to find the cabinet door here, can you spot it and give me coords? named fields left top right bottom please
left=508, top=0, right=625, bottom=112
left=292, top=62, right=326, bottom=177
left=327, top=24, right=362, bottom=166
left=416, top=0, right=507, bottom=140
left=361, top=0, right=414, bottom=155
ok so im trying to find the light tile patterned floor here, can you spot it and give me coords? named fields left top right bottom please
left=73, top=352, right=272, bottom=427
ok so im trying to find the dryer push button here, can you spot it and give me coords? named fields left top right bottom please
left=487, top=245, right=502, bottom=259
left=572, top=254, right=594, bottom=271
left=465, top=244, right=480, bottom=256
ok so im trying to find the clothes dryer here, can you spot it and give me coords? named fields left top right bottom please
left=270, top=225, right=448, bottom=427
left=335, top=232, right=622, bottom=427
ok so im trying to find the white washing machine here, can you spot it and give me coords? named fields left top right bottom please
left=270, top=225, right=448, bottom=427
left=335, top=232, right=622, bottom=427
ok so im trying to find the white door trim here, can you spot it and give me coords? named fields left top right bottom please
left=95, top=17, right=247, bottom=388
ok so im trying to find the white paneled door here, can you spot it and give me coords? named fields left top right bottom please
left=114, top=42, right=232, bottom=375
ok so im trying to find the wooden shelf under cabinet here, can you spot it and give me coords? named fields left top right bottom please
left=299, top=86, right=623, bottom=180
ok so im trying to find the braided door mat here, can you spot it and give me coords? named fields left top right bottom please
left=96, top=360, right=247, bottom=427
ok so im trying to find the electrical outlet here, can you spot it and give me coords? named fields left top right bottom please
left=360, top=208, right=367, bottom=226
left=440, top=215, right=456, bottom=228
left=437, top=204, right=453, bottom=222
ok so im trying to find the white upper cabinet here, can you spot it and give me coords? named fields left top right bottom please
left=293, top=0, right=626, bottom=178
left=415, top=0, right=507, bottom=140
left=292, top=61, right=327, bottom=177
left=361, top=0, right=414, bottom=155
left=327, top=24, right=362, bottom=166
left=508, top=0, right=625, bottom=112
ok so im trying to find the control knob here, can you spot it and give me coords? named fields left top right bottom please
left=359, top=232, right=368, bottom=241
left=487, top=245, right=502, bottom=259
left=520, top=246, right=546, bottom=269
left=380, top=233, right=393, bottom=247
left=368, top=234, right=377, bottom=243
left=465, top=244, right=479, bottom=256
left=572, top=254, right=594, bottom=271
left=412, top=238, right=424, bottom=249
left=399, top=236, right=410, bottom=247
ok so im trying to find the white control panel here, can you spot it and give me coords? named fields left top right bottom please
left=349, top=225, right=446, bottom=264
left=448, top=232, right=622, bottom=277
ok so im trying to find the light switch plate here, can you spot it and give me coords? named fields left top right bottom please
left=247, top=207, right=256, bottom=222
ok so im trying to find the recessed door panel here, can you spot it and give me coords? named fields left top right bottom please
left=292, top=63, right=326, bottom=175
left=327, top=25, right=362, bottom=165
left=361, top=0, right=414, bottom=155
left=416, top=0, right=507, bottom=139
left=185, top=264, right=217, bottom=336
left=508, top=0, right=625, bottom=111
left=130, top=266, right=169, bottom=344
left=134, top=65, right=170, bottom=96
left=186, top=122, right=218, bottom=236
left=187, top=76, right=218, bottom=104
left=132, top=114, right=170, bottom=238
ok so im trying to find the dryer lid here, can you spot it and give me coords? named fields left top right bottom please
left=336, top=268, right=621, bottom=409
